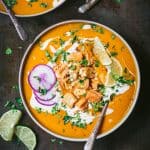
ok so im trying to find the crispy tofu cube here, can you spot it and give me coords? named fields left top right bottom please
left=63, top=93, right=77, bottom=108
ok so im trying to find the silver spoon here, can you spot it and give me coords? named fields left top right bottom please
left=78, top=0, right=101, bottom=14
left=0, top=0, right=28, bottom=41
left=84, top=102, right=109, bottom=150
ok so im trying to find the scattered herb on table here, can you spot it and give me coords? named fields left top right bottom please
left=5, top=48, right=13, bottom=55
left=12, top=84, right=19, bottom=91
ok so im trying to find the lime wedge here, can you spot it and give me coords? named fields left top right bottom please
left=0, top=110, right=22, bottom=141
left=105, top=57, right=123, bottom=86
left=93, top=37, right=112, bottom=65
left=15, top=126, right=36, bottom=150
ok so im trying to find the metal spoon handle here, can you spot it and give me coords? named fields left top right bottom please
left=84, top=102, right=109, bottom=150
left=78, top=0, right=100, bottom=13
left=0, top=0, right=28, bottom=41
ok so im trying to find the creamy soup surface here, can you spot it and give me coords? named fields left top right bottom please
left=22, top=22, right=138, bottom=138
left=0, top=0, right=64, bottom=15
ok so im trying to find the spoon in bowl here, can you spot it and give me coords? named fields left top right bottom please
left=0, top=0, right=28, bottom=41
left=84, top=102, right=109, bottom=150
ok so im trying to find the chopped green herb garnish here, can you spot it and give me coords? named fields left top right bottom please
left=38, top=87, right=47, bottom=95
left=5, top=48, right=12, bottom=55
left=63, top=115, right=72, bottom=124
left=96, top=27, right=104, bottom=34
left=91, top=24, right=97, bottom=29
left=51, top=104, right=60, bottom=115
left=79, top=79, right=84, bottom=84
left=110, top=93, right=116, bottom=100
left=4, top=0, right=17, bottom=8
left=95, top=60, right=100, bottom=67
left=104, top=42, right=109, bottom=49
left=111, top=34, right=116, bottom=40
left=71, top=36, right=78, bottom=44
left=69, top=65, right=76, bottom=70
left=15, top=97, right=24, bottom=110
left=35, top=107, right=42, bottom=113
left=110, top=51, right=118, bottom=57
left=91, top=101, right=107, bottom=112
left=80, top=58, right=88, bottom=67
left=51, top=49, right=64, bottom=63
left=33, top=76, right=41, bottom=82
left=40, top=2, right=48, bottom=8
left=112, top=74, right=134, bottom=85
left=61, top=51, right=69, bottom=62
left=98, top=84, right=105, bottom=95
left=45, top=50, right=52, bottom=61
left=59, top=38, right=65, bottom=46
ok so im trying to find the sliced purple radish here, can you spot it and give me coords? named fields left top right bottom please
left=28, top=64, right=56, bottom=92
left=34, top=89, right=56, bottom=101
left=35, top=96, right=56, bottom=106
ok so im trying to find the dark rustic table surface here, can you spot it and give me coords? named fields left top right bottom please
left=0, top=0, right=150, bottom=150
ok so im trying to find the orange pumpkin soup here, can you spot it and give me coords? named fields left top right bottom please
left=21, top=22, right=139, bottom=139
left=0, top=0, right=65, bottom=16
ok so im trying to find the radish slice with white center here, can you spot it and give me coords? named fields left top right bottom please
left=35, top=96, right=56, bottom=106
left=34, top=89, right=56, bottom=101
left=28, top=64, right=56, bottom=92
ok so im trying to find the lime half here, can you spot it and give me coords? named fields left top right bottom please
left=105, top=57, right=123, bottom=86
left=93, top=37, right=112, bottom=66
left=15, top=126, right=36, bottom=150
left=0, top=109, right=22, bottom=141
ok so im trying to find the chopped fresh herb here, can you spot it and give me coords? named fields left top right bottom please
left=15, top=97, right=24, bottom=110
left=12, top=84, right=19, bottom=91
left=51, top=104, right=60, bottom=115
left=63, top=115, right=72, bottom=124
left=40, top=2, right=48, bottom=8
left=50, top=138, right=56, bottom=143
left=110, top=93, right=116, bottom=100
left=95, top=60, right=100, bottom=67
left=110, top=51, right=118, bottom=57
left=51, top=49, right=64, bottom=63
left=28, top=0, right=38, bottom=2
left=80, top=58, right=88, bottom=67
left=33, top=76, right=41, bottom=82
left=98, top=84, right=105, bottom=94
left=4, top=0, right=17, bottom=8
left=96, top=27, right=104, bottom=34
left=4, top=100, right=16, bottom=109
left=104, top=42, right=109, bottom=49
left=5, top=48, right=12, bottom=55
left=69, top=65, right=76, bottom=70
left=79, top=79, right=84, bottom=84
left=59, top=38, right=65, bottom=46
left=61, top=51, right=69, bottom=62
left=112, top=74, right=134, bottom=85
left=38, top=87, right=47, bottom=95
left=111, top=34, right=116, bottom=40
left=35, top=107, right=42, bottom=113
left=71, top=36, right=78, bottom=44
left=91, top=101, right=107, bottom=112
left=63, top=113, right=86, bottom=128
left=58, top=140, right=63, bottom=145
left=80, top=24, right=84, bottom=29
left=91, top=24, right=97, bottom=29
left=45, top=50, right=52, bottom=61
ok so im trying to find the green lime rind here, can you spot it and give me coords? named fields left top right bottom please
left=15, top=126, right=36, bottom=150
left=0, top=109, right=22, bottom=141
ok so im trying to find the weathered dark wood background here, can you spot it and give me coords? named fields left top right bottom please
left=0, top=0, right=150, bottom=149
